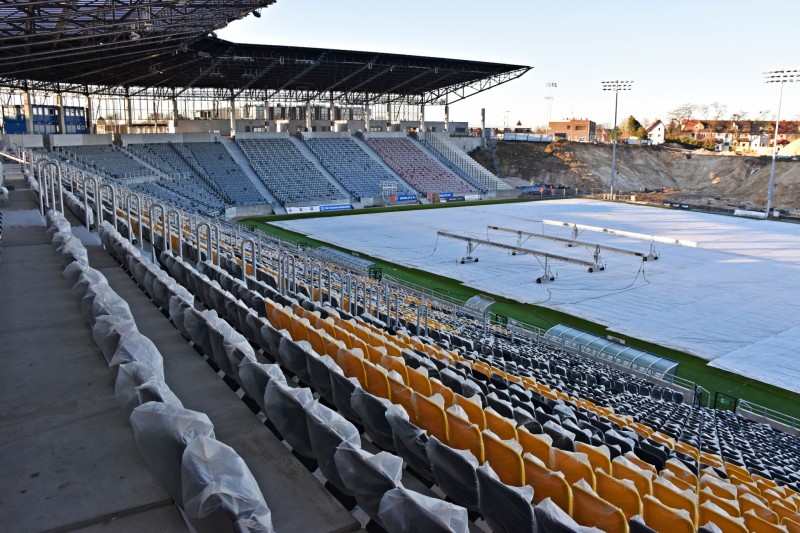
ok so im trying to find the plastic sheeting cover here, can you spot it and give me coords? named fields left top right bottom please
left=262, top=380, right=315, bottom=458
left=476, top=462, right=535, bottom=533
left=378, top=487, right=468, bottom=533
left=237, top=356, right=285, bottom=411
left=92, top=314, right=139, bottom=363
left=130, top=402, right=214, bottom=506
left=333, top=441, right=403, bottom=523
left=305, top=400, right=361, bottom=493
left=534, top=497, right=603, bottom=533
left=109, top=330, right=165, bottom=381
left=181, top=435, right=275, bottom=533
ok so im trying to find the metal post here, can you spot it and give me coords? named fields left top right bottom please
left=241, top=238, right=255, bottom=282
left=196, top=222, right=210, bottom=266
left=83, top=176, right=98, bottom=229
left=602, top=81, right=633, bottom=200
left=126, top=192, right=142, bottom=246
left=148, top=203, right=165, bottom=262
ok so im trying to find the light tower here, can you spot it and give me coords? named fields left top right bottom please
left=763, top=69, right=799, bottom=217
left=601, top=80, right=633, bottom=200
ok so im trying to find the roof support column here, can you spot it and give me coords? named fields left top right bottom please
left=84, top=89, right=93, bottom=134
left=229, top=90, right=237, bottom=137
left=56, top=92, right=66, bottom=134
left=265, top=96, right=270, bottom=131
left=124, top=88, right=133, bottom=129
left=419, top=103, right=426, bottom=133
left=22, top=90, right=33, bottom=134
left=306, top=100, right=312, bottom=132
left=386, top=102, right=392, bottom=130
left=364, top=94, right=370, bottom=133
left=444, top=102, right=450, bottom=133
left=171, top=88, right=179, bottom=133
left=329, top=92, right=335, bottom=131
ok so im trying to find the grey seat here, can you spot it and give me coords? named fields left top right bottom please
left=329, top=371, right=364, bottom=425
left=350, top=388, right=396, bottom=451
left=237, top=356, right=285, bottom=411
left=385, top=404, right=435, bottom=483
left=534, top=497, right=603, bottom=532
left=181, top=435, right=275, bottom=533
left=476, top=462, right=536, bottom=533
left=129, top=402, right=214, bottom=506
left=276, top=336, right=313, bottom=385
left=378, top=487, right=469, bottom=533
left=305, top=400, right=361, bottom=494
left=262, top=380, right=315, bottom=458
left=426, top=436, right=480, bottom=512
left=334, top=441, right=403, bottom=526
left=306, top=353, right=340, bottom=405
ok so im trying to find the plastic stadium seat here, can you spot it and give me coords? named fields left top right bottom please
left=412, top=392, right=449, bottom=444
left=642, top=494, right=695, bottom=533
left=652, top=477, right=698, bottom=526
left=305, top=400, right=361, bottom=495
left=334, top=442, right=403, bottom=526
left=523, top=453, right=573, bottom=515
left=387, top=375, right=416, bottom=424
left=476, top=462, right=536, bottom=533
left=237, top=357, right=286, bottom=411
left=518, top=427, right=553, bottom=465
left=485, top=406, right=518, bottom=441
left=305, top=353, right=340, bottom=405
left=612, top=456, right=654, bottom=498
left=262, top=380, right=315, bottom=458
left=482, top=429, right=525, bottom=486
left=337, top=346, right=368, bottom=387
left=576, top=442, right=612, bottom=475
left=407, top=366, right=433, bottom=396
left=129, top=402, right=215, bottom=506
left=700, top=487, right=740, bottom=517
left=378, top=487, right=469, bottom=533
left=427, top=436, right=481, bottom=512
left=276, top=336, right=313, bottom=385
left=550, top=447, right=596, bottom=489
left=699, top=500, right=748, bottom=533
left=445, top=406, right=484, bottom=463
left=452, top=393, right=486, bottom=429
left=385, top=404, right=435, bottom=484
left=571, top=478, right=628, bottom=533
left=743, top=509, right=787, bottom=533
left=595, top=468, right=642, bottom=521
left=534, top=497, right=601, bottom=533
left=350, top=388, right=396, bottom=451
left=363, top=359, right=391, bottom=399
left=181, top=435, right=275, bottom=533
left=738, top=493, right=781, bottom=524
left=329, top=372, right=364, bottom=425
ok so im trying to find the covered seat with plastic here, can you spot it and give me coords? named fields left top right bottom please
left=385, top=404, right=434, bottom=484
left=334, top=442, right=403, bottom=526
left=262, top=380, right=315, bottom=458
left=305, top=400, right=361, bottom=494
left=427, top=436, right=481, bottom=512
left=378, top=487, right=468, bottom=533
left=476, top=462, right=536, bottom=533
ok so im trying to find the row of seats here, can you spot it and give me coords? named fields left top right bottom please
left=417, top=137, right=488, bottom=193
left=38, top=203, right=276, bottom=533
left=237, top=138, right=343, bottom=206
left=366, top=137, right=478, bottom=195
left=55, top=145, right=154, bottom=180
left=305, top=137, right=415, bottom=199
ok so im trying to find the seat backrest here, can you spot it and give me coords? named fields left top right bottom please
left=482, top=429, right=525, bottom=487
left=412, top=391, right=449, bottom=444
left=363, top=359, right=391, bottom=400
left=407, top=366, right=433, bottom=396
left=642, top=494, right=695, bottom=533
left=576, top=442, right=612, bottom=475
left=517, top=427, right=553, bottom=465
left=337, top=347, right=367, bottom=387
left=378, top=487, right=469, bottom=533
left=743, top=509, right=787, bottom=533
left=262, top=379, right=315, bottom=458
left=445, top=407, right=484, bottom=463
left=523, top=453, right=573, bottom=515
left=476, top=462, right=536, bottom=533
left=699, top=501, right=748, bottom=533
left=595, top=468, right=642, bottom=521
left=453, top=393, right=486, bottom=429
left=426, top=436, right=480, bottom=512
left=571, top=479, right=629, bottom=533
left=612, top=456, right=654, bottom=498
left=653, top=477, right=698, bottom=527
left=551, top=448, right=596, bottom=490
left=485, top=407, right=518, bottom=441
left=385, top=405, right=434, bottom=484
left=387, top=375, right=416, bottom=424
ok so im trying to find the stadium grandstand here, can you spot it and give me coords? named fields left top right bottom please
left=2, top=2, right=800, bottom=533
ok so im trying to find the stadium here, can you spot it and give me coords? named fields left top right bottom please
left=1, top=2, right=799, bottom=532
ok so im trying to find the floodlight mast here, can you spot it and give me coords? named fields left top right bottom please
left=545, top=82, right=557, bottom=136
left=763, top=69, right=799, bottom=218
left=601, top=80, right=633, bottom=200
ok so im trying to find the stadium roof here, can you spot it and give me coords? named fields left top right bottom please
left=0, top=1, right=530, bottom=105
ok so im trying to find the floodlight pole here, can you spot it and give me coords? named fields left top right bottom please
left=763, top=69, right=798, bottom=218
left=545, top=82, right=557, bottom=136
left=602, top=80, right=633, bottom=200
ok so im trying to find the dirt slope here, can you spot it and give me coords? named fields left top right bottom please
left=471, top=141, right=800, bottom=210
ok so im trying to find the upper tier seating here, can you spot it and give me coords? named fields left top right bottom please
left=417, top=138, right=488, bottom=193
left=57, top=144, right=153, bottom=180
left=237, top=138, right=343, bottom=206
left=366, top=137, right=478, bottom=195
left=176, top=142, right=267, bottom=206
left=305, top=137, right=415, bottom=199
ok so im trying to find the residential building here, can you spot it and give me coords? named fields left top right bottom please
left=548, top=118, right=596, bottom=142
left=645, top=120, right=666, bottom=145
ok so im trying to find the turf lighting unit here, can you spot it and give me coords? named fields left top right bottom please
left=763, top=68, right=799, bottom=218
left=601, top=80, right=633, bottom=200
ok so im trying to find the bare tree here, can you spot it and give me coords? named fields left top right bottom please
left=667, top=103, right=696, bottom=134
left=699, top=104, right=709, bottom=120
left=757, top=109, right=770, bottom=121
left=711, top=101, right=727, bottom=122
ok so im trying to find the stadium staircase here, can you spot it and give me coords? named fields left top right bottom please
left=488, top=137, right=505, bottom=179
left=289, top=135, right=352, bottom=201
left=419, top=131, right=512, bottom=192
left=220, top=137, right=284, bottom=213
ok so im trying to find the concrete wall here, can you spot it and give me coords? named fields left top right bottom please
left=1, top=134, right=44, bottom=149
left=447, top=136, right=482, bottom=153
left=122, top=132, right=222, bottom=145
left=49, top=134, right=112, bottom=147
left=234, top=131, right=290, bottom=140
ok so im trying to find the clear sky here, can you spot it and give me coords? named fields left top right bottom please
left=218, top=0, right=799, bottom=129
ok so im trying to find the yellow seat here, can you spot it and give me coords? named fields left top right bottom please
left=363, top=360, right=391, bottom=400
left=595, top=468, right=642, bottom=521
left=550, top=448, right=596, bottom=489
left=701, top=472, right=738, bottom=500
left=661, top=469, right=696, bottom=493
left=365, top=344, right=387, bottom=365
left=337, top=347, right=367, bottom=387
left=699, top=500, right=748, bottom=533
left=674, top=441, right=700, bottom=462
left=322, top=336, right=345, bottom=359
left=428, top=378, right=454, bottom=407
left=305, top=326, right=327, bottom=356
left=653, top=477, right=698, bottom=527
left=379, top=354, right=409, bottom=382
left=411, top=392, right=449, bottom=444
left=452, top=393, right=486, bottom=430
left=482, top=430, right=525, bottom=486
left=666, top=458, right=699, bottom=489
left=642, top=494, right=695, bottom=533
left=384, top=341, right=402, bottom=358
left=339, top=319, right=356, bottom=336
left=406, top=367, right=432, bottom=396
left=612, top=456, right=653, bottom=498
left=724, top=462, right=752, bottom=482
left=387, top=376, right=416, bottom=424
left=517, top=428, right=552, bottom=465
left=522, top=453, right=572, bottom=515
left=699, top=451, right=724, bottom=468
left=739, top=492, right=780, bottom=524
left=575, top=442, right=611, bottom=475
left=272, top=305, right=294, bottom=332
left=772, top=500, right=800, bottom=524
left=700, top=487, right=740, bottom=517
left=744, top=509, right=788, bottom=533
left=445, top=407, right=484, bottom=463
left=650, top=431, right=676, bottom=449
left=484, top=407, right=517, bottom=441
left=784, top=517, right=800, bottom=533
left=571, top=479, right=629, bottom=533
left=623, top=451, right=657, bottom=475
